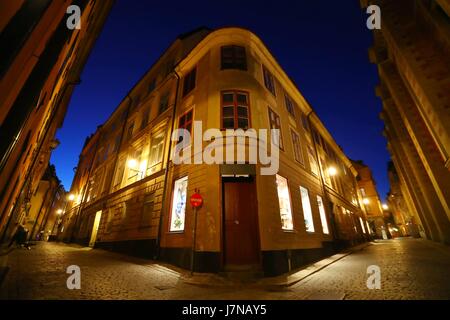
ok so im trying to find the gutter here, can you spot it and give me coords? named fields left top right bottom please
left=155, top=70, right=181, bottom=259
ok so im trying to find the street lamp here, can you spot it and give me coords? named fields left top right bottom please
left=363, top=198, right=370, bottom=205
left=382, top=203, right=389, bottom=210
left=68, top=194, right=75, bottom=201
left=327, top=166, right=338, bottom=176
left=128, top=158, right=144, bottom=179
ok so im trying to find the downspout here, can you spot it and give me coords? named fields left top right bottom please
left=155, top=70, right=181, bottom=259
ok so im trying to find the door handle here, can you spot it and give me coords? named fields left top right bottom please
left=234, top=220, right=239, bottom=225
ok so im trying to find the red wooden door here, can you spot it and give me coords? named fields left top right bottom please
left=223, top=180, right=259, bottom=266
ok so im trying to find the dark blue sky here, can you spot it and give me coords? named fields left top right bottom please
left=51, top=0, right=391, bottom=200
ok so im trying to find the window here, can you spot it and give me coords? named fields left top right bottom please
left=221, top=91, right=250, bottom=130
left=177, top=109, right=193, bottom=147
left=128, top=149, right=143, bottom=181
left=300, top=186, right=315, bottom=232
left=290, top=130, right=304, bottom=164
left=159, top=92, right=169, bottom=114
left=148, top=79, right=156, bottom=93
left=148, top=133, right=165, bottom=168
left=263, top=65, right=276, bottom=96
left=113, top=135, right=121, bottom=152
left=317, top=195, right=329, bottom=234
left=113, top=159, right=125, bottom=187
left=126, top=123, right=134, bottom=141
left=141, top=109, right=150, bottom=130
left=308, top=147, right=319, bottom=175
left=301, top=113, right=309, bottom=131
left=276, top=175, right=294, bottom=230
left=182, top=67, right=196, bottom=97
left=284, top=94, right=295, bottom=117
left=141, top=193, right=155, bottom=227
left=360, top=188, right=366, bottom=197
left=268, top=107, right=283, bottom=149
left=359, top=217, right=367, bottom=234
left=169, top=176, right=188, bottom=232
left=221, top=45, right=247, bottom=70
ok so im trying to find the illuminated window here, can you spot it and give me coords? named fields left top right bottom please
left=221, top=91, right=250, bottom=130
left=317, top=195, right=329, bottom=234
left=182, top=67, right=196, bottom=97
left=263, top=65, right=276, bottom=96
left=148, top=133, right=165, bottom=168
left=290, top=129, right=303, bottom=164
left=169, top=176, right=188, bottom=232
left=276, top=175, right=293, bottom=230
left=359, top=217, right=367, bottom=234
left=268, top=107, right=283, bottom=149
left=221, top=45, right=247, bottom=70
left=300, top=186, right=315, bottom=232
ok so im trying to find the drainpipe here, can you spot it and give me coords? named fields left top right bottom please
left=155, top=70, right=181, bottom=260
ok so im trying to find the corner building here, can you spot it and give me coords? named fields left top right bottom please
left=65, top=27, right=370, bottom=276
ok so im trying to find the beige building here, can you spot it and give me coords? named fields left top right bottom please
left=387, top=161, right=422, bottom=238
left=63, top=27, right=370, bottom=276
left=362, top=0, right=450, bottom=244
left=24, top=165, right=65, bottom=241
left=0, top=1, right=113, bottom=242
left=352, top=160, right=386, bottom=238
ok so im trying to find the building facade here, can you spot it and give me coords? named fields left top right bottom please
left=387, top=161, right=422, bottom=238
left=24, top=165, right=66, bottom=242
left=0, top=1, right=114, bottom=242
left=63, top=27, right=370, bottom=276
left=352, top=160, right=387, bottom=238
left=362, top=0, right=450, bottom=244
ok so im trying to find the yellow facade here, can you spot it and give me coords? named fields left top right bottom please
left=363, top=0, right=450, bottom=243
left=352, top=160, right=386, bottom=238
left=65, top=27, right=370, bottom=276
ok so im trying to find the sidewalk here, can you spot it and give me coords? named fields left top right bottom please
left=182, top=242, right=372, bottom=289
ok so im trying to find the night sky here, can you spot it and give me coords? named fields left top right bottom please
left=50, top=0, right=390, bottom=201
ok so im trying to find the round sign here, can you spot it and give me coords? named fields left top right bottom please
left=190, top=193, right=203, bottom=208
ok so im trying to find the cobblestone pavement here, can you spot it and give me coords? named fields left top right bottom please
left=0, top=238, right=449, bottom=300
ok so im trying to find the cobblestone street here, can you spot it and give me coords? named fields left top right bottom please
left=1, top=238, right=450, bottom=300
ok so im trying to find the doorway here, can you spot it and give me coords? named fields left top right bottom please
left=222, top=177, right=259, bottom=268
left=89, top=210, right=102, bottom=247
